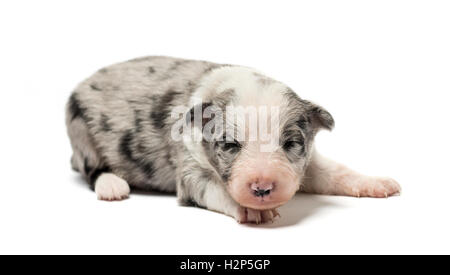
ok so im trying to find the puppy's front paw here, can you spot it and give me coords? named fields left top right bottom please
left=351, top=177, right=401, bottom=198
left=95, top=173, right=130, bottom=201
left=236, top=207, right=280, bottom=224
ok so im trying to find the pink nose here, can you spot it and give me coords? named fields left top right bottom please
left=251, top=181, right=274, bottom=197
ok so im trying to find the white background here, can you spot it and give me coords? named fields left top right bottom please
left=0, top=0, right=449, bottom=255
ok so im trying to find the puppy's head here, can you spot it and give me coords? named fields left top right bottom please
left=185, top=67, right=334, bottom=210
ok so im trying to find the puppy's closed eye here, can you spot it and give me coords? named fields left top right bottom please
left=283, top=140, right=304, bottom=152
left=216, top=139, right=242, bottom=153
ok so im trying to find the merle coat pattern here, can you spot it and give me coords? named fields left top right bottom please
left=66, top=56, right=401, bottom=224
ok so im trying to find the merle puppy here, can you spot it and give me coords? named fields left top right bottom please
left=66, top=56, right=401, bottom=223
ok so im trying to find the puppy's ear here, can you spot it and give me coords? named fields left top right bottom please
left=302, top=100, right=335, bottom=131
left=186, top=102, right=222, bottom=129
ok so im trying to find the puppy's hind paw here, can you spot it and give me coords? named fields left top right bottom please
left=370, top=177, right=401, bottom=198
left=351, top=177, right=401, bottom=198
left=95, top=173, right=130, bottom=201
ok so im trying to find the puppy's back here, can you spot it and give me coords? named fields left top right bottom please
left=66, top=56, right=223, bottom=191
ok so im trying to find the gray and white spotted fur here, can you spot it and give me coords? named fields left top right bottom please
left=66, top=56, right=401, bottom=223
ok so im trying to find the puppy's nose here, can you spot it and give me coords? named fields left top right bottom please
left=251, top=182, right=274, bottom=197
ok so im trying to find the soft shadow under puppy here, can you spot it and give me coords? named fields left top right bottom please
left=248, top=193, right=343, bottom=228
left=72, top=173, right=341, bottom=226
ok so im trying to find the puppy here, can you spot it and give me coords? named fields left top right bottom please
left=66, top=56, right=401, bottom=223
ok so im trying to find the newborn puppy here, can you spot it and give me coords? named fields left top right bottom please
left=66, top=56, right=401, bottom=223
